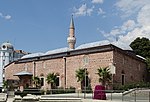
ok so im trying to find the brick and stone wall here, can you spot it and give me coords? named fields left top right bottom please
left=113, top=49, right=147, bottom=87
left=4, top=45, right=147, bottom=91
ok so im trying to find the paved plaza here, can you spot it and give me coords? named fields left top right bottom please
left=5, top=89, right=150, bottom=102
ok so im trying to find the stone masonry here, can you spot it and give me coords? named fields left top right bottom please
left=4, top=44, right=147, bottom=90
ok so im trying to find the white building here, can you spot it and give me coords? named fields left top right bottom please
left=0, top=42, right=29, bottom=88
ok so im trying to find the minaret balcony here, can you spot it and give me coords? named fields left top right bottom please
left=67, top=37, right=76, bottom=43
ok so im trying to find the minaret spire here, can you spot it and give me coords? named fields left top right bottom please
left=67, top=15, right=76, bottom=49
left=70, top=15, right=74, bottom=29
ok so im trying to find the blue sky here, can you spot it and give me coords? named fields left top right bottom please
left=0, top=0, right=150, bottom=53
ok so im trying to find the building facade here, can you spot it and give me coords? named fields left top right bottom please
left=0, top=42, right=29, bottom=88
left=4, top=17, right=147, bottom=91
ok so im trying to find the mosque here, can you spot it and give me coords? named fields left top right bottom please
left=4, top=17, right=147, bottom=91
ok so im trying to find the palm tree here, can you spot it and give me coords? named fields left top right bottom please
left=32, top=76, right=41, bottom=88
left=3, top=80, right=8, bottom=89
left=96, top=67, right=112, bottom=86
left=75, top=68, right=88, bottom=90
left=46, top=72, right=58, bottom=89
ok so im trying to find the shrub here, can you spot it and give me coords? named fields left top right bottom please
left=113, top=82, right=150, bottom=91
left=20, top=91, right=27, bottom=98
left=82, top=85, right=92, bottom=93
left=15, top=88, right=44, bottom=97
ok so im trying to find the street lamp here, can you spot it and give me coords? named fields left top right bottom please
left=109, top=63, right=116, bottom=89
left=83, top=55, right=89, bottom=99
left=84, top=68, right=87, bottom=99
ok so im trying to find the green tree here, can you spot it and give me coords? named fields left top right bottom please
left=32, top=76, right=41, bottom=88
left=130, top=37, right=150, bottom=58
left=130, top=37, right=150, bottom=72
left=46, top=73, right=58, bottom=89
left=96, top=67, right=112, bottom=86
left=3, top=80, right=8, bottom=89
left=75, top=68, right=88, bottom=90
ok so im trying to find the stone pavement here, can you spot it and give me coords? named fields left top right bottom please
left=6, top=97, right=114, bottom=102
left=7, top=97, right=124, bottom=102
left=6, top=89, right=150, bottom=102
left=82, top=99, right=125, bottom=102
left=7, top=96, right=14, bottom=102
left=6, top=98, right=126, bottom=102
left=6, top=96, right=149, bottom=102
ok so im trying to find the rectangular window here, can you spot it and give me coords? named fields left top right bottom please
left=121, top=74, right=125, bottom=85
left=86, top=75, right=89, bottom=87
left=9, top=53, right=12, bottom=62
left=56, top=76, right=60, bottom=86
left=83, top=75, right=89, bottom=87
left=3, top=52, right=5, bottom=56
left=2, top=59, right=5, bottom=66
left=41, top=78, right=44, bottom=86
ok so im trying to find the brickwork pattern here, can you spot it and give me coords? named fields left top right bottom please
left=5, top=49, right=146, bottom=90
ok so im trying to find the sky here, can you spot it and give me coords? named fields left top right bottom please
left=0, top=0, right=150, bottom=53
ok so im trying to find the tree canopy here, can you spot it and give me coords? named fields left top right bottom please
left=32, top=76, right=41, bottom=88
left=75, top=68, right=88, bottom=90
left=46, top=72, right=58, bottom=89
left=130, top=37, right=150, bottom=58
left=96, top=67, right=112, bottom=86
left=130, top=37, right=150, bottom=72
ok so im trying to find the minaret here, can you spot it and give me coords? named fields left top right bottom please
left=67, top=15, right=76, bottom=49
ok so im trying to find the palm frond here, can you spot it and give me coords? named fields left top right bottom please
left=96, top=66, right=112, bottom=85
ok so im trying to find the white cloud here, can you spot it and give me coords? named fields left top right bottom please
left=115, top=0, right=150, bottom=17
left=4, top=15, right=11, bottom=20
left=0, top=12, right=11, bottom=20
left=105, top=0, right=150, bottom=50
left=92, top=0, right=103, bottom=4
left=112, top=26, right=150, bottom=50
left=73, top=4, right=94, bottom=17
left=87, top=6, right=94, bottom=16
left=97, top=8, right=105, bottom=15
left=121, top=20, right=136, bottom=31
left=102, top=19, right=136, bottom=41
left=137, top=4, right=150, bottom=26
left=72, top=0, right=150, bottom=50
left=110, top=29, right=120, bottom=36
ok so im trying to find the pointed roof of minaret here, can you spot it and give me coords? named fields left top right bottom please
left=70, top=15, right=74, bottom=29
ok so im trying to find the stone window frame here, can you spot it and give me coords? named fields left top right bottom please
left=83, top=55, right=89, bottom=66
left=24, top=63, right=28, bottom=71
left=42, top=61, right=46, bottom=69
left=138, top=63, right=141, bottom=71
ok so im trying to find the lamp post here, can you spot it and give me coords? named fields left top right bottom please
left=109, top=63, right=116, bottom=89
left=83, top=55, right=89, bottom=99
left=84, top=68, right=87, bottom=99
